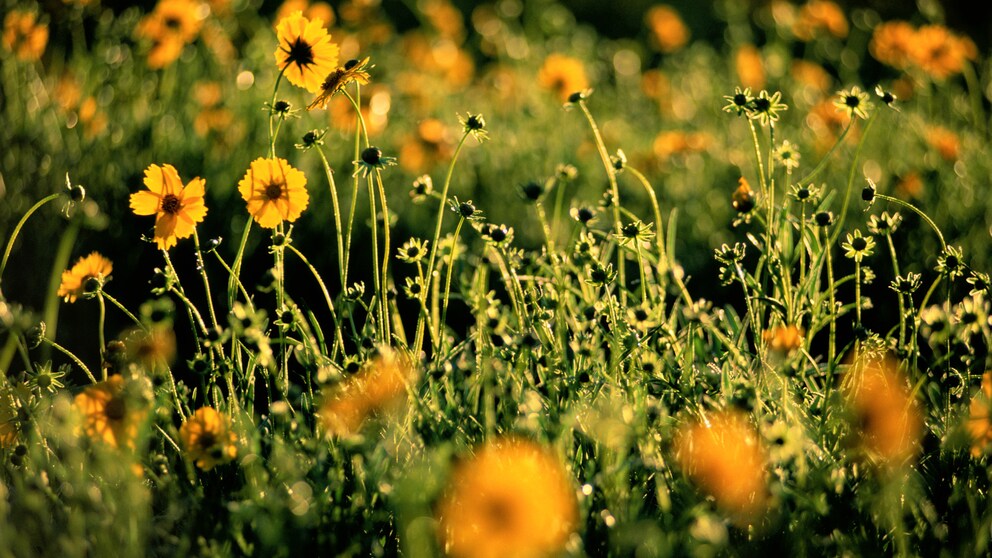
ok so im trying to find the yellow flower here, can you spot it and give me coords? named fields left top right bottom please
left=73, top=376, right=145, bottom=449
left=130, top=164, right=208, bottom=250
left=926, top=126, right=961, bottom=162
left=237, top=157, right=310, bottom=229
left=58, top=252, right=113, bottom=303
left=843, top=355, right=923, bottom=467
left=319, top=348, right=416, bottom=437
left=537, top=53, right=589, bottom=102
left=274, top=11, right=340, bottom=94
left=307, top=56, right=372, bottom=110
left=2, top=10, right=48, bottom=62
left=968, top=372, right=992, bottom=457
left=437, top=438, right=577, bottom=558
left=790, top=60, right=832, bottom=93
left=180, top=407, right=238, bottom=470
left=134, top=0, right=204, bottom=69
left=792, top=0, right=848, bottom=41
left=675, top=410, right=768, bottom=521
left=763, top=324, right=804, bottom=354
left=125, top=326, right=177, bottom=372
left=645, top=5, right=689, bottom=53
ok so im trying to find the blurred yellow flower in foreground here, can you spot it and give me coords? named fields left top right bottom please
left=967, top=372, right=992, bottom=457
left=180, top=407, right=238, bottom=470
left=2, top=10, right=48, bottom=62
left=274, top=10, right=340, bottom=93
left=735, top=45, right=765, bottom=91
left=59, top=252, right=113, bottom=303
left=130, top=164, right=208, bottom=250
left=843, top=356, right=923, bottom=467
left=74, top=376, right=145, bottom=449
left=238, top=157, right=310, bottom=229
left=437, top=438, right=577, bottom=558
left=538, top=53, right=589, bottom=102
left=763, top=324, right=804, bottom=355
left=675, top=410, right=769, bottom=521
left=319, top=348, right=417, bottom=437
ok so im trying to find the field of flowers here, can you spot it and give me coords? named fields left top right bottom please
left=2, top=0, right=991, bottom=555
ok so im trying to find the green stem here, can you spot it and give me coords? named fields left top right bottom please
left=885, top=235, right=906, bottom=350
left=268, top=67, right=286, bottom=158
left=439, top=216, right=466, bottom=346
left=317, top=146, right=346, bottom=287
left=193, top=230, right=219, bottom=331
left=213, top=251, right=254, bottom=313
left=102, top=292, right=146, bottom=331
left=285, top=244, right=346, bottom=358
left=793, top=119, right=855, bottom=187
left=830, top=113, right=878, bottom=245
left=366, top=175, right=383, bottom=340
left=46, top=338, right=97, bottom=384
left=42, top=219, right=80, bottom=359
left=97, top=292, right=107, bottom=373
left=0, top=193, right=61, bottom=296
left=876, top=194, right=946, bottom=252
left=374, top=170, right=392, bottom=342
left=229, top=220, right=253, bottom=307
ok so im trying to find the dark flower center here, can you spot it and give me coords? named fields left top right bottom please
left=634, top=309, right=649, bottom=321
left=733, top=93, right=748, bottom=106
left=753, top=98, right=771, bottom=112
left=946, top=255, right=959, bottom=268
left=623, top=223, right=639, bottom=238
left=361, top=146, right=382, bottom=165
left=105, top=398, right=126, bottom=421
left=845, top=95, right=860, bottom=107
left=591, top=268, right=608, bottom=283
left=287, top=38, right=315, bottom=68
left=577, top=208, right=594, bottom=222
left=406, top=246, right=419, bottom=257
left=264, top=181, right=285, bottom=201
left=458, top=202, right=475, bottom=217
left=797, top=188, right=811, bottom=200
left=161, top=194, right=182, bottom=215
left=482, top=497, right=513, bottom=530
left=198, top=432, right=217, bottom=450
left=164, top=16, right=181, bottom=31
left=852, top=238, right=867, bottom=251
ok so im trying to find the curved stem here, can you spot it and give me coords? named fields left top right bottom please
left=375, top=170, right=392, bottom=342
left=794, top=119, right=855, bottom=187
left=876, top=194, right=946, bottom=252
left=317, top=146, right=346, bottom=287
left=229, top=220, right=253, bottom=307
left=101, top=292, right=146, bottom=331
left=193, top=230, right=220, bottom=331
left=830, top=114, right=878, bottom=245
left=439, top=216, right=466, bottom=346
left=0, top=193, right=61, bottom=296
left=285, top=244, right=346, bottom=358
left=268, top=67, right=286, bottom=158
left=46, top=338, right=97, bottom=384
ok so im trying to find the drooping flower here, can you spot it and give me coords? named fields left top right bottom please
left=179, top=407, right=238, bottom=470
left=537, top=54, right=589, bottom=102
left=274, top=11, right=340, bottom=93
left=307, top=56, right=372, bottom=110
left=58, top=252, right=113, bottom=303
left=437, top=438, right=577, bottom=558
left=237, top=157, right=310, bottom=229
left=73, top=376, right=145, bottom=449
left=2, top=10, right=48, bottom=62
left=130, top=164, right=208, bottom=250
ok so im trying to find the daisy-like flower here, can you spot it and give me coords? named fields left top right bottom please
left=130, top=164, right=208, bottom=250
left=875, top=85, right=898, bottom=111
left=773, top=140, right=801, bottom=170
left=179, top=407, right=238, bottom=470
left=58, top=252, right=113, bottom=303
left=73, top=375, right=145, bottom=449
left=890, top=272, right=922, bottom=295
left=675, top=410, right=769, bottom=521
left=936, top=245, right=965, bottom=280
left=748, top=90, right=787, bottom=127
left=397, top=238, right=429, bottom=264
left=867, top=211, right=902, bottom=236
left=27, top=361, right=67, bottom=394
left=458, top=112, right=488, bottom=143
left=842, top=229, right=875, bottom=262
left=789, top=183, right=822, bottom=204
left=437, top=437, right=577, bottom=558
left=306, top=56, right=372, bottom=110
left=353, top=146, right=397, bottom=178
left=238, top=157, right=310, bottom=229
left=274, top=11, right=340, bottom=94
left=723, top=87, right=755, bottom=116
left=834, top=86, right=872, bottom=120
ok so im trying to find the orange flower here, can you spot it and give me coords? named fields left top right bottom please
left=237, top=157, right=309, bottom=229
left=319, top=348, right=416, bottom=437
left=676, top=410, right=768, bottom=521
left=130, top=164, right=208, bottom=250
left=399, top=118, right=454, bottom=173
left=926, top=126, right=960, bottom=162
left=74, top=376, right=145, bottom=449
left=871, top=21, right=915, bottom=69
left=763, top=324, right=804, bottom=354
left=2, top=10, right=48, bottom=61
left=894, top=171, right=923, bottom=199
left=793, top=0, right=848, bottom=41
left=735, top=44, right=765, bottom=91
left=180, top=407, right=238, bottom=470
left=968, top=372, right=992, bottom=457
left=135, top=0, right=204, bottom=69
left=274, top=11, right=340, bottom=93
left=275, top=0, right=336, bottom=28
left=843, top=356, right=923, bottom=467
left=790, top=60, right=832, bottom=93
left=645, top=5, right=689, bottom=53
left=910, top=24, right=977, bottom=80
left=537, top=53, right=589, bottom=102
left=652, top=130, right=709, bottom=161
left=58, top=252, right=113, bottom=303
left=437, top=438, right=577, bottom=558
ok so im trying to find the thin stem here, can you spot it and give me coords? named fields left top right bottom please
left=102, top=292, right=146, bottom=331
left=366, top=175, right=383, bottom=340
left=0, top=193, right=61, bottom=296
left=439, top=216, right=466, bottom=346
left=316, top=146, right=346, bottom=287
left=626, top=166, right=668, bottom=274
left=876, top=194, right=946, bottom=252
left=825, top=231, right=837, bottom=369
left=97, top=292, right=107, bottom=373
left=747, top=119, right=769, bottom=195
left=212, top=251, right=255, bottom=313
left=794, top=119, right=855, bottom=187
left=285, top=244, right=346, bottom=358
left=268, top=67, right=286, bottom=158
left=46, top=338, right=97, bottom=383
left=193, top=230, right=220, bottom=331
left=830, top=113, right=878, bottom=245
left=229, top=220, right=253, bottom=307
left=886, top=235, right=906, bottom=350
left=374, top=170, right=392, bottom=342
